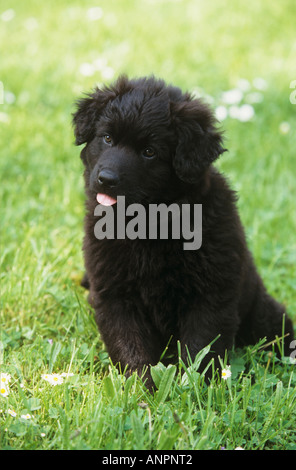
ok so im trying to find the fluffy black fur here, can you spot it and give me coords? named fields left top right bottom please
left=73, top=75, right=294, bottom=388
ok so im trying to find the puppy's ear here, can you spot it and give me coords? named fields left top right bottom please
left=171, top=99, right=226, bottom=183
left=72, top=87, right=116, bottom=145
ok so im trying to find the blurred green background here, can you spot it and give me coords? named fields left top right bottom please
left=1, top=0, right=295, bottom=322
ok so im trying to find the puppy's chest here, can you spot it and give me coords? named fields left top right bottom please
left=97, top=239, right=200, bottom=304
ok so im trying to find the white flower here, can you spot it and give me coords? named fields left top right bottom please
left=93, top=57, right=108, bottom=71
left=24, top=17, right=39, bottom=31
left=253, top=77, right=268, bottom=90
left=0, top=386, right=9, bottom=397
left=42, top=373, right=64, bottom=386
left=221, top=367, right=232, bottom=380
left=229, top=104, right=254, bottom=122
left=236, top=78, right=251, bottom=92
left=21, top=413, right=31, bottom=420
left=0, top=374, right=11, bottom=397
left=245, top=92, right=264, bottom=104
left=86, top=7, right=103, bottom=21
left=235, top=446, right=244, bottom=450
left=41, top=374, right=51, bottom=382
left=228, top=106, right=240, bottom=119
left=4, top=91, right=16, bottom=104
left=1, top=9, right=15, bottom=22
left=101, top=66, right=115, bottom=80
left=8, top=409, right=17, bottom=417
left=0, top=373, right=11, bottom=384
left=237, top=104, right=255, bottom=121
left=215, top=105, right=228, bottom=121
left=279, top=122, right=290, bottom=135
left=51, top=374, right=64, bottom=385
left=79, top=62, right=95, bottom=77
left=221, top=89, right=243, bottom=105
left=0, top=112, right=10, bottom=124
left=92, top=57, right=115, bottom=80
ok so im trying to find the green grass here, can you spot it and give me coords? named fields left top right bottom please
left=1, top=0, right=295, bottom=450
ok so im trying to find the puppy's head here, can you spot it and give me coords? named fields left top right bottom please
left=73, top=75, right=225, bottom=204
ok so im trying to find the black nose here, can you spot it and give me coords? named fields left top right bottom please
left=98, top=169, right=119, bottom=188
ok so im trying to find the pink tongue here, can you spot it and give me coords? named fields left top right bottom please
left=96, top=193, right=117, bottom=206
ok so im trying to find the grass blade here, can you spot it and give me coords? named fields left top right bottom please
left=155, top=365, right=176, bottom=405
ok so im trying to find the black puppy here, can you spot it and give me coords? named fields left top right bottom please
left=73, top=75, right=294, bottom=387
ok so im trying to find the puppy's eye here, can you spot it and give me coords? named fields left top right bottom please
left=142, top=147, right=156, bottom=159
left=103, top=135, right=113, bottom=145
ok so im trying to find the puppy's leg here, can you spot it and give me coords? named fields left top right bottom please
left=237, top=285, right=294, bottom=356
left=94, top=301, right=164, bottom=390
left=179, top=302, right=239, bottom=380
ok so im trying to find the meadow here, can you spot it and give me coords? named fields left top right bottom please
left=0, top=0, right=296, bottom=450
